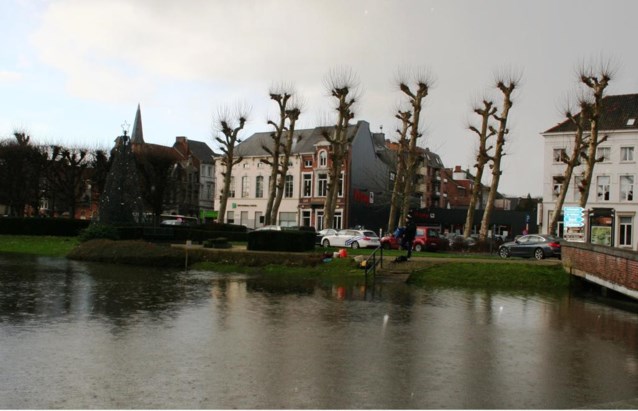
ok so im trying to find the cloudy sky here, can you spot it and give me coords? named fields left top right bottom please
left=2, top=0, right=638, bottom=197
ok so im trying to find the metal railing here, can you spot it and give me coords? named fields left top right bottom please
left=364, top=245, right=383, bottom=277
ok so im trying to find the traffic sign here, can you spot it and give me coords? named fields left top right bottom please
left=563, top=206, right=585, bottom=228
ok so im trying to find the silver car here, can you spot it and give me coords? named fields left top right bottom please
left=321, top=229, right=380, bottom=249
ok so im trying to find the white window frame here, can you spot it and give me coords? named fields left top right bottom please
left=552, top=176, right=564, bottom=199
left=228, top=176, right=235, bottom=198
left=621, top=146, right=635, bottom=162
left=333, top=211, right=343, bottom=230
left=619, top=215, right=633, bottom=247
left=255, top=175, right=264, bottom=198
left=596, top=146, right=611, bottom=162
left=317, top=173, right=328, bottom=197
left=241, top=176, right=249, bottom=198
left=620, top=175, right=634, bottom=201
left=318, top=150, right=328, bottom=167
left=284, top=175, right=294, bottom=198
left=302, top=173, right=312, bottom=197
left=597, top=175, right=610, bottom=201
left=573, top=175, right=583, bottom=202
left=553, top=148, right=566, bottom=163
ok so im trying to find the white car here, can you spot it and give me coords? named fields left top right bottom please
left=321, top=229, right=380, bottom=249
left=255, top=225, right=282, bottom=231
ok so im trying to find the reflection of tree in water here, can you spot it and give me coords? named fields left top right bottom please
left=86, top=264, right=211, bottom=328
left=0, top=256, right=212, bottom=328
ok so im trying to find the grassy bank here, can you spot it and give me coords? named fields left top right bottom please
left=0, top=235, right=79, bottom=257
left=1, top=236, right=568, bottom=291
left=408, top=262, right=570, bottom=290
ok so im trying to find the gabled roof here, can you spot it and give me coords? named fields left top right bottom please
left=133, top=143, right=183, bottom=161
left=185, top=140, right=216, bottom=163
left=235, top=123, right=361, bottom=157
left=544, top=93, right=638, bottom=134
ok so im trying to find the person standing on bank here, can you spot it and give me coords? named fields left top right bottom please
left=403, top=214, right=417, bottom=260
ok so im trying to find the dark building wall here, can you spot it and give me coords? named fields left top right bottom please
left=411, top=207, right=537, bottom=237
left=348, top=122, right=393, bottom=233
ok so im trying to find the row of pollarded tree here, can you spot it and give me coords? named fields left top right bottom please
left=0, top=131, right=111, bottom=218
left=460, top=59, right=615, bottom=239
left=212, top=66, right=453, bottom=231
left=0, top=129, right=204, bottom=225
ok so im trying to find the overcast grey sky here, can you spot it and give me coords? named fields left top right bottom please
left=2, top=0, right=638, bottom=196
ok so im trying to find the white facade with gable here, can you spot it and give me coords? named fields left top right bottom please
left=541, top=94, right=638, bottom=250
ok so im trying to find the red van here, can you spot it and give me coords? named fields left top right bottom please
left=381, top=226, right=447, bottom=252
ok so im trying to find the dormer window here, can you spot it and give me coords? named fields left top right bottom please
left=318, top=150, right=327, bottom=167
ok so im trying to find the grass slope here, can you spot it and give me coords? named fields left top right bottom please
left=408, top=262, right=570, bottom=290
left=0, top=235, right=79, bottom=257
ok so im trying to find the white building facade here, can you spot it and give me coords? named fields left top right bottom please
left=214, top=154, right=302, bottom=229
left=541, top=94, right=638, bottom=250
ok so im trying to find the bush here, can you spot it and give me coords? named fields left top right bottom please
left=78, top=223, right=120, bottom=242
left=248, top=230, right=315, bottom=252
left=0, top=217, right=90, bottom=236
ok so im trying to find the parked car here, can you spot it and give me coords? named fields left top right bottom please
left=321, top=229, right=380, bottom=249
left=316, top=228, right=337, bottom=245
left=255, top=225, right=282, bottom=231
left=447, top=234, right=477, bottom=249
left=381, top=226, right=447, bottom=252
left=498, top=234, right=561, bottom=260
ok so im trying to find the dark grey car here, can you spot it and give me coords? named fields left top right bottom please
left=498, top=234, right=562, bottom=260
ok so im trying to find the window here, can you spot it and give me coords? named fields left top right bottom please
left=302, top=210, right=311, bottom=227
left=257, top=162, right=263, bottom=168
left=284, top=175, right=293, bottom=198
left=620, top=175, right=634, bottom=201
left=338, top=173, right=344, bottom=197
left=255, top=176, right=264, bottom=198
left=319, top=150, right=327, bottom=167
left=573, top=175, right=583, bottom=201
left=621, top=146, right=635, bottom=162
left=279, top=212, right=296, bottom=227
left=302, top=174, right=312, bottom=197
left=241, top=176, right=249, bottom=198
left=552, top=176, right=564, bottom=199
left=304, top=158, right=313, bottom=167
left=597, top=176, right=610, bottom=201
left=596, top=147, right=611, bottom=162
left=243, top=163, right=250, bottom=169
left=333, top=211, right=342, bottom=230
left=619, top=216, right=633, bottom=247
left=226, top=211, right=234, bottom=224
left=316, top=211, right=324, bottom=230
left=228, top=177, right=235, bottom=198
left=317, top=173, right=328, bottom=197
left=553, top=148, right=567, bottom=163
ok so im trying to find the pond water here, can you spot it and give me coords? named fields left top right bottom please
left=1, top=253, right=637, bottom=409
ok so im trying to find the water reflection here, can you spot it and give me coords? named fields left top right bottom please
left=1, top=253, right=637, bottom=409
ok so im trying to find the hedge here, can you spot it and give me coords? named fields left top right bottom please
left=0, top=217, right=90, bottom=236
left=247, top=230, right=315, bottom=252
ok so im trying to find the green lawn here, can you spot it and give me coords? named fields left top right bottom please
left=408, top=262, right=570, bottom=290
left=0, top=235, right=79, bottom=257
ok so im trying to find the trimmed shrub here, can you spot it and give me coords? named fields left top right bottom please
left=0, top=217, right=90, bottom=236
left=203, top=237, right=231, bottom=249
left=247, top=230, right=315, bottom=252
left=78, top=223, right=120, bottom=242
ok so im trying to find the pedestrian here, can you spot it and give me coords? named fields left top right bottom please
left=403, top=214, right=417, bottom=260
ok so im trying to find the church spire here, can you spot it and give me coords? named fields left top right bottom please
left=130, top=103, right=144, bottom=144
